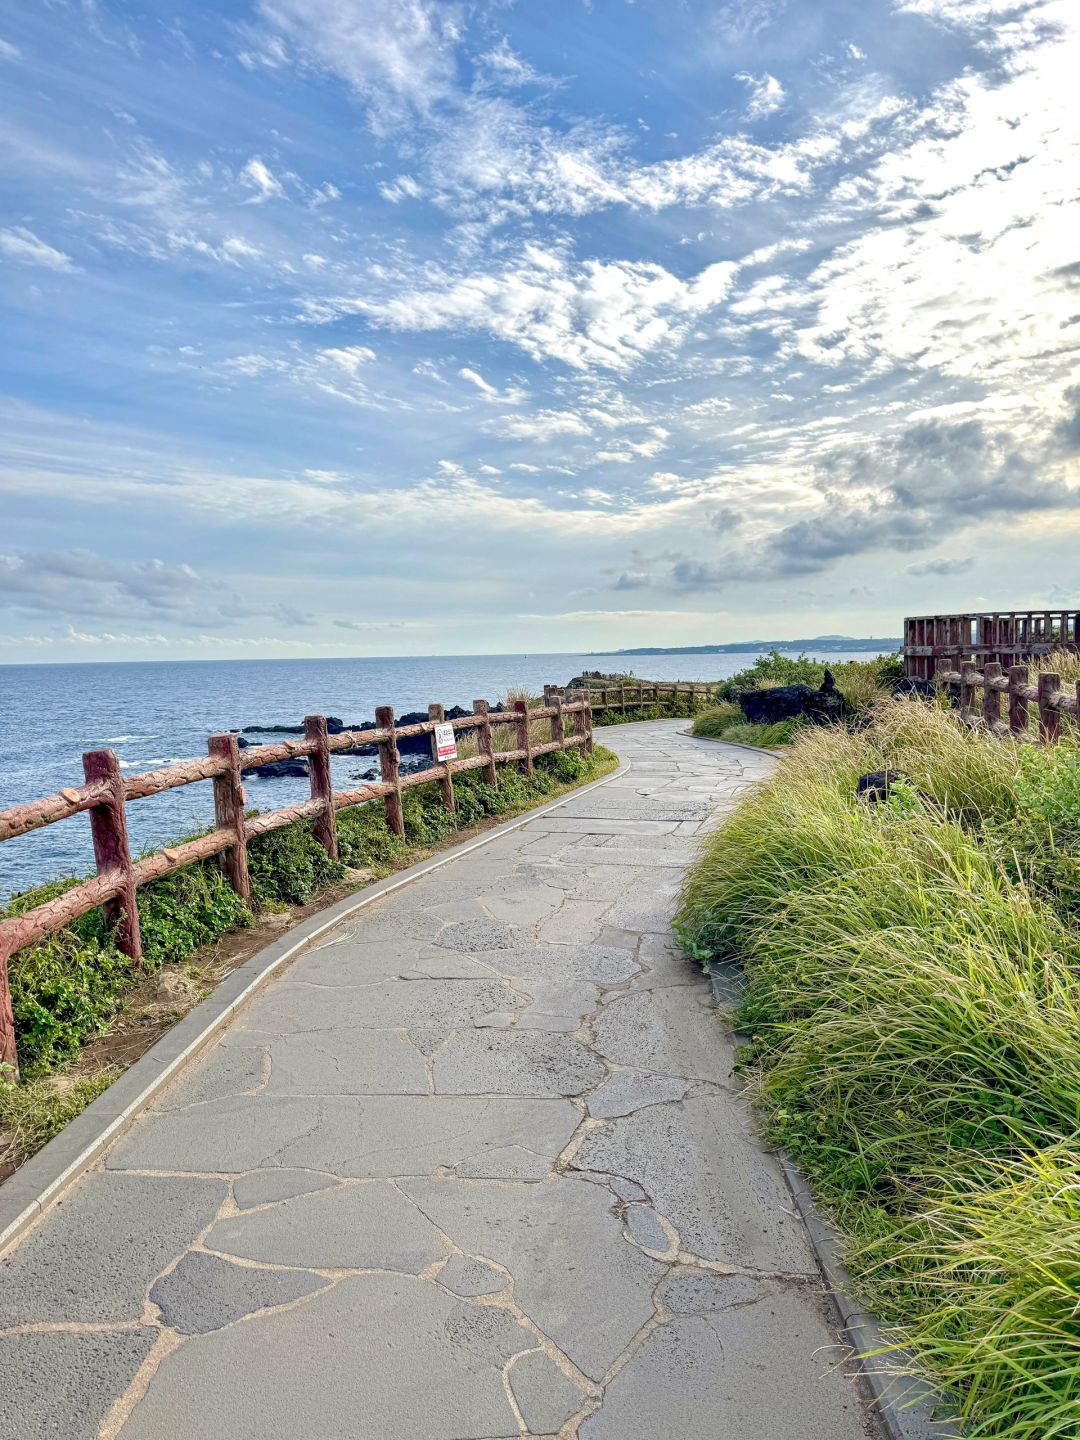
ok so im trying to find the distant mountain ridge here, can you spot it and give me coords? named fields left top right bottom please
left=597, top=635, right=902, bottom=656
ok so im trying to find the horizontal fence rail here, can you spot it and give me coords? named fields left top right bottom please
left=582, top=680, right=714, bottom=712
left=904, top=610, right=1080, bottom=682
left=0, top=686, right=611, bottom=1077
left=935, top=661, right=1080, bottom=743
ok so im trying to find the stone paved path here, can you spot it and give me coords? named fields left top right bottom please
left=0, top=721, right=878, bottom=1440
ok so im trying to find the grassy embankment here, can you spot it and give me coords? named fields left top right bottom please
left=676, top=649, right=1080, bottom=1439
left=1, top=704, right=619, bottom=1172
left=690, top=650, right=904, bottom=748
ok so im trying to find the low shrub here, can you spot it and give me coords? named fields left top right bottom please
left=715, top=649, right=902, bottom=710
left=8, top=923, right=130, bottom=1076
left=248, top=821, right=346, bottom=907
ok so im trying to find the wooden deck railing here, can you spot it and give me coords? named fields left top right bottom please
left=934, top=662, right=1080, bottom=742
left=0, top=689, right=598, bottom=1076
left=903, top=610, right=1080, bottom=681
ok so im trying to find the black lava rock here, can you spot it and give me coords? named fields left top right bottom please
left=738, top=670, right=850, bottom=726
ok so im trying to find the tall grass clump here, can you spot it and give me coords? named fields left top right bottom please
left=675, top=697, right=1080, bottom=1436
left=691, top=707, right=800, bottom=747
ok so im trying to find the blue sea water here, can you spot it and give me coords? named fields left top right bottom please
left=0, top=650, right=886, bottom=897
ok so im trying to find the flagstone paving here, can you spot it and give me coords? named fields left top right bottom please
left=0, top=720, right=880, bottom=1440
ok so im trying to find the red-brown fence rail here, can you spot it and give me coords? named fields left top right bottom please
left=0, top=688, right=602, bottom=1077
left=903, top=611, right=1080, bottom=682
left=934, top=661, right=1080, bottom=743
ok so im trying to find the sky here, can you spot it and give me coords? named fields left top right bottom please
left=0, top=0, right=1077, bottom=663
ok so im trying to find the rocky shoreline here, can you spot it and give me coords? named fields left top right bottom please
left=236, top=704, right=495, bottom=779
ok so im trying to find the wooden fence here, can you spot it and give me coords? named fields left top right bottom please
left=0, top=689, right=598, bottom=1077
left=934, top=661, right=1080, bottom=742
left=903, top=610, right=1080, bottom=682
left=578, top=680, right=715, bottom=712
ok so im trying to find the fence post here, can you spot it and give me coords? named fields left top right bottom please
left=304, top=715, right=339, bottom=860
left=1038, top=672, right=1061, bottom=743
left=618, top=682, right=626, bottom=716
left=982, top=662, right=1002, bottom=729
left=428, top=703, right=455, bottom=814
left=0, top=948, right=15, bottom=1076
left=473, top=699, right=498, bottom=787
left=1007, top=665, right=1028, bottom=735
left=959, top=661, right=977, bottom=721
left=208, top=733, right=251, bottom=904
left=83, top=748, right=142, bottom=965
left=547, top=687, right=565, bottom=748
left=375, top=705, right=405, bottom=836
left=514, top=699, right=534, bottom=777
left=571, top=689, right=593, bottom=755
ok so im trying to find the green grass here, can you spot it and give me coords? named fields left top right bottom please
left=691, top=706, right=800, bottom=747
left=675, top=688, right=1080, bottom=1437
left=0, top=1067, right=120, bottom=1172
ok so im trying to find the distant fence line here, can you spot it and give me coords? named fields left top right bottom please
left=0, top=679, right=716, bottom=1076
left=903, top=610, right=1080, bottom=682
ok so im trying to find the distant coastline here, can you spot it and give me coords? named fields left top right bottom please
left=595, top=635, right=902, bottom=657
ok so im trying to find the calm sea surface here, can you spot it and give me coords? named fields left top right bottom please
left=0, top=650, right=886, bottom=897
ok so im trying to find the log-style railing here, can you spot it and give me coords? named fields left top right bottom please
left=904, top=611, right=1080, bottom=682
left=0, top=688, right=599, bottom=1077
left=580, top=680, right=715, bottom=712
left=934, top=661, right=1080, bottom=742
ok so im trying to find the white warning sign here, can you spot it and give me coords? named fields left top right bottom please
left=434, top=722, right=457, bottom=761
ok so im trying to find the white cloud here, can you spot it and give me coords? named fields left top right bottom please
left=0, top=226, right=78, bottom=272
left=458, top=366, right=498, bottom=397
left=320, top=345, right=375, bottom=376
left=251, top=0, right=461, bottom=129
left=736, top=71, right=786, bottom=119
left=785, top=21, right=1080, bottom=400
left=317, top=245, right=739, bottom=371
left=0, top=37, right=21, bottom=61
left=378, top=173, right=423, bottom=203
left=477, top=38, right=547, bottom=88
left=496, top=410, right=593, bottom=441
left=241, top=156, right=285, bottom=201
left=310, top=181, right=341, bottom=206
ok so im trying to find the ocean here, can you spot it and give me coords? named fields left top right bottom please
left=0, top=650, right=886, bottom=898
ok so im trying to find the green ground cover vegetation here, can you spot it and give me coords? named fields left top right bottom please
left=675, top=669, right=1080, bottom=1438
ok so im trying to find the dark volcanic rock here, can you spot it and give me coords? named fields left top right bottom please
left=893, top=677, right=937, bottom=700
left=856, top=769, right=914, bottom=803
left=249, top=757, right=309, bottom=779
left=738, top=670, right=849, bottom=727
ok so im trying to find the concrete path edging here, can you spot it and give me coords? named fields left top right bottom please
left=780, top=1156, right=959, bottom=1440
left=679, top=726, right=788, bottom=757
left=0, top=760, right=629, bottom=1259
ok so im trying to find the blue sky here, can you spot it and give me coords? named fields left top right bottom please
left=0, top=0, right=1077, bottom=661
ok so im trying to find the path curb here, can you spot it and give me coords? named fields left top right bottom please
left=679, top=728, right=789, bottom=757
left=0, top=758, right=630, bottom=1258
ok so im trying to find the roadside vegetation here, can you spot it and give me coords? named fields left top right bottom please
left=692, top=650, right=904, bottom=749
left=675, top=661, right=1080, bottom=1438
left=1, top=738, right=617, bottom=1173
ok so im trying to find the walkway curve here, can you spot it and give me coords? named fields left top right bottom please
left=0, top=721, right=878, bottom=1440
